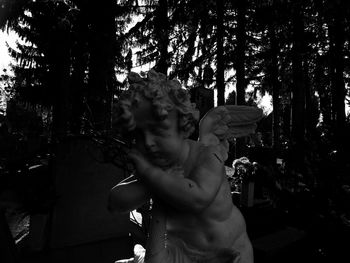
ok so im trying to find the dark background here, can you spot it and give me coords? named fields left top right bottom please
left=1, top=0, right=350, bottom=262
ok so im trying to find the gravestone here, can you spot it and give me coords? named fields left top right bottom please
left=49, top=139, right=133, bottom=262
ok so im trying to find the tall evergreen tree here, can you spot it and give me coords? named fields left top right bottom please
left=216, top=0, right=225, bottom=106
left=153, top=0, right=169, bottom=74
left=327, top=0, right=347, bottom=161
left=82, top=0, right=117, bottom=132
left=291, top=0, right=306, bottom=165
left=235, top=0, right=247, bottom=106
left=268, top=15, right=282, bottom=150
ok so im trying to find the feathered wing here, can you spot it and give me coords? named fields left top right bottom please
left=198, top=105, right=264, bottom=161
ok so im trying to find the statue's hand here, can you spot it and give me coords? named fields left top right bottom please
left=128, top=149, right=159, bottom=179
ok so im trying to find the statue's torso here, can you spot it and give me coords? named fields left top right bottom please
left=166, top=141, right=247, bottom=252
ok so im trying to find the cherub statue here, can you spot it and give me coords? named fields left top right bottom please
left=109, top=70, right=263, bottom=263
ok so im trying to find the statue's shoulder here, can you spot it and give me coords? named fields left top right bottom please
left=184, top=141, right=224, bottom=178
left=189, top=140, right=223, bottom=164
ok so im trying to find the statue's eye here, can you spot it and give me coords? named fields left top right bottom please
left=151, top=126, right=166, bottom=136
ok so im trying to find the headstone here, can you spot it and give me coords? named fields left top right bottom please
left=50, top=139, right=131, bottom=248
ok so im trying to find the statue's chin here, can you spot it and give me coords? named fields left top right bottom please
left=149, top=157, right=173, bottom=169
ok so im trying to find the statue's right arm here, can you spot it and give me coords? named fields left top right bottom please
left=108, top=175, right=151, bottom=214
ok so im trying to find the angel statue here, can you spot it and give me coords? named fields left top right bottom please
left=109, top=69, right=263, bottom=263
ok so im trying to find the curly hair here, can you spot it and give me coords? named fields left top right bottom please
left=113, top=70, right=199, bottom=138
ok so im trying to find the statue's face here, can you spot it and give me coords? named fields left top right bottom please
left=131, top=97, right=186, bottom=168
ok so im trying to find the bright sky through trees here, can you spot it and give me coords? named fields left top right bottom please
left=0, top=30, right=16, bottom=72
left=0, top=28, right=275, bottom=116
left=0, top=30, right=17, bottom=111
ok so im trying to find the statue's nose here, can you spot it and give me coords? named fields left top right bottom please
left=144, top=131, right=156, bottom=149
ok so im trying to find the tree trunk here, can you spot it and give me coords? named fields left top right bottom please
left=315, top=55, right=332, bottom=130
left=70, top=11, right=88, bottom=134
left=304, top=61, right=318, bottom=139
left=291, top=1, right=305, bottom=165
left=86, top=0, right=116, bottom=132
left=236, top=0, right=246, bottom=106
left=234, top=0, right=247, bottom=158
left=328, top=1, right=346, bottom=161
left=200, top=4, right=211, bottom=86
left=50, top=16, right=71, bottom=141
left=216, top=0, right=225, bottom=106
left=154, top=0, right=169, bottom=75
left=269, top=23, right=281, bottom=151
